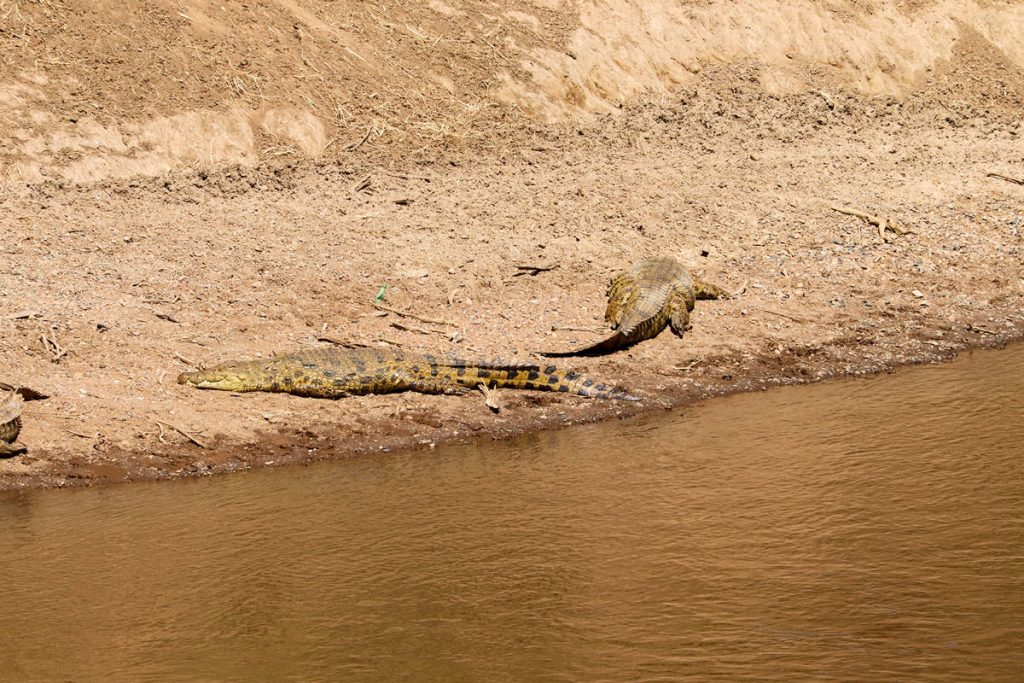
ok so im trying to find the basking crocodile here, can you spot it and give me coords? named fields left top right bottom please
left=0, top=383, right=48, bottom=457
left=178, top=347, right=639, bottom=400
left=542, top=257, right=729, bottom=357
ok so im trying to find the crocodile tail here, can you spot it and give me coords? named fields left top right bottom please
left=451, top=363, right=639, bottom=401
left=538, top=332, right=628, bottom=358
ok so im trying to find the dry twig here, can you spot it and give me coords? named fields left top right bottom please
left=352, top=174, right=373, bottom=193
left=390, top=321, right=431, bottom=335
left=831, top=205, right=913, bottom=242
left=514, top=263, right=559, bottom=276
left=173, top=353, right=199, bottom=368
left=154, top=420, right=207, bottom=449
left=383, top=171, right=431, bottom=182
left=551, top=325, right=602, bottom=333
left=6, top=310, right=38, bottom=320
left=986, top=171, right=1024, bottom=186
left=39, top=328, right=67, bottom=363
left=372, top=303, right=455, bottom=327
left=345, top=122, right=374, bottom=151
left=753, top=307, right=806, bottom=323
left=317, top=336, right=369, bottom=348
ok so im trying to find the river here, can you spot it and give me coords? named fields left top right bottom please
left=1, top=345, right=1021, bottom=681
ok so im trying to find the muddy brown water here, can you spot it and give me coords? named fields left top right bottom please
left=1, top=346, right=1022, bottom=682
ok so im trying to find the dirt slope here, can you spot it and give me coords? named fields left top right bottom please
left=3, top=0, right=1023, bottom=183
left=0, top=0, right=1022, bottom=489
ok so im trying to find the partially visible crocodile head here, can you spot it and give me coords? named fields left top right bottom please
left=177, top=360, right=268, bottom=392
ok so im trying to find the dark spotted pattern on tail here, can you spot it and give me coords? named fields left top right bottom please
left=178, top=347, right=639, bottom=401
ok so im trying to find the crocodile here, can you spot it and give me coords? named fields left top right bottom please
left=177, top=347, right=639, bottom=400
left=0, top=383, right=48, bottom=457
left=542, top=257, right=729, bottom=357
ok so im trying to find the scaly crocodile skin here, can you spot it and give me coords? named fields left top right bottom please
left=178, top=347, right=639, bottom=400
left=0, top=391, right=24, bottom=456
left=542, top=257, right=728, bottom=357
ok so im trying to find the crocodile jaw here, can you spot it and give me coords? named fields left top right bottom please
left=177, top=371, right=248, bottom=392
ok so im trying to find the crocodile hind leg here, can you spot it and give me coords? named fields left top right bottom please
left=605, top=272, right=638, bottom=327
left=693, top=278, right=730, bottom=300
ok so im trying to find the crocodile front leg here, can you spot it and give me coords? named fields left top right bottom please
left=668, top=303, right=691, bottom=338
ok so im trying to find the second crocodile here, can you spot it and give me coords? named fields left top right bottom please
left=178, top=347, right=639, bottom=400
left=542, top=257, right=729, bottom=357
left=1, top=383, right=48, bottom=457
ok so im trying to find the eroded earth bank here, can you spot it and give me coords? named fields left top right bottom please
left=1, top=0, right=1022, bottom=489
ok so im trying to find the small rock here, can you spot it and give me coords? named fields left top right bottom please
left=402, top=269, right=429, bottom=279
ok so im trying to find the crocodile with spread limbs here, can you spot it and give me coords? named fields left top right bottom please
left=1, top=383, right=48, bottom=456
left=178, top=347, right=639, bottom=400
left=542, top=257, right=729, bottom=357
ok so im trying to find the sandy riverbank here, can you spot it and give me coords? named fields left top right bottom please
left=1, top=0, right=1022, bottom=489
